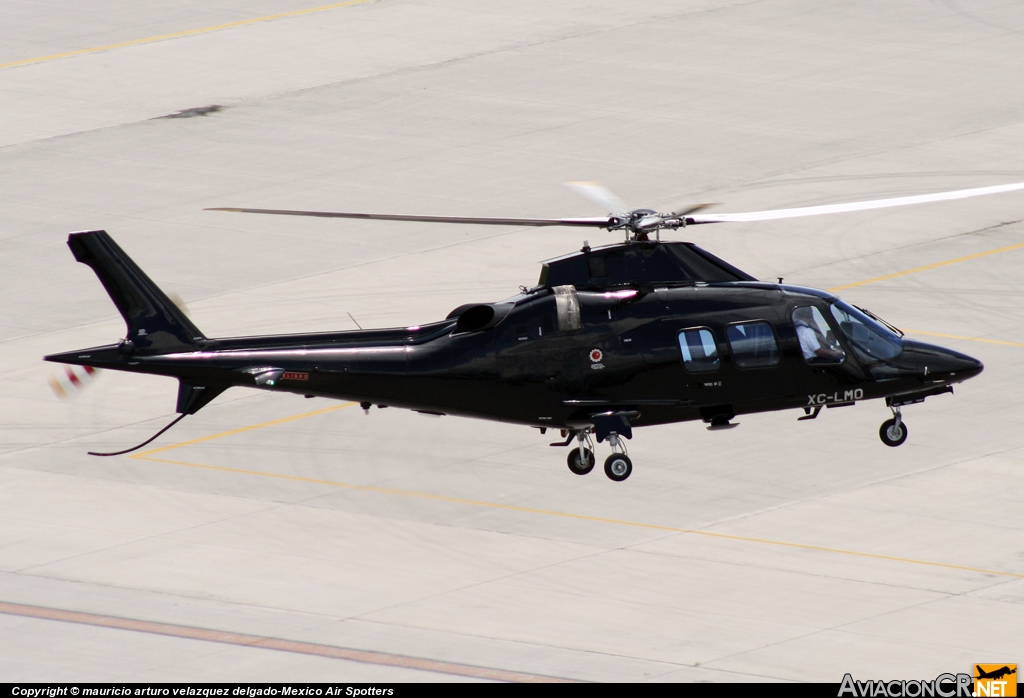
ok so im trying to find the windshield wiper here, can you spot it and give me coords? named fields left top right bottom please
left=854, top=305, right=904, bottom=337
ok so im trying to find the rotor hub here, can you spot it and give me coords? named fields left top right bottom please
left=610, top=209, right=689, bottom=241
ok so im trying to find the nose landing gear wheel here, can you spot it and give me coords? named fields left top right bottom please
left=879, top=418, right=908, bottom=447
left=604, top=453, right=632, bottom=481
left=567, top=447, right=596, bottom=475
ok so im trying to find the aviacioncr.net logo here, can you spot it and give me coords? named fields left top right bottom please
left=839, top=673, right=973, bottom=697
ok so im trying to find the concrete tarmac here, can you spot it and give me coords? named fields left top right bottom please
left=2, top=0, right=1023, bottom=682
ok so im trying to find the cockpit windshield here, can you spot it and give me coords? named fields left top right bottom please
left=829, top=300, right=904, bottom=362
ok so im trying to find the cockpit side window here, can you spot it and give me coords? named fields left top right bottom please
left=726, top=321, right=780, bottom=368
left=678, top=327, right=720, bottom=373
left=792, top=306, right=845, bottom=364
left=829, top=301, right=903, bottom=362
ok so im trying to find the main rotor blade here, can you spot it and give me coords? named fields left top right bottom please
left=687, top=181, right=1024, bottom=224
left=206, top=207, right=612, bottom=228
left=564, top=182, right=630, bottom=216
left=670, top=203, right=715, bottom=217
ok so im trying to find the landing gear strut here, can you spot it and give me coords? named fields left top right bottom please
left=879, top=406, right=908, bottom=447
left=553, top=427, right=633, bottom=481
left=603, top=433, right=632, bottom=481
left=566, top=431, right=596, bottom=475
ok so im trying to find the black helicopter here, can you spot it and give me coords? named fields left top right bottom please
left=48, top=181, right=1021, bottom=481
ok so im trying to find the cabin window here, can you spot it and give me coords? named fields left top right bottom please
left=793, top=306, right=845, bottom=364
left=678, top=328, right=720, bottom=373
left=726, top=321, right=779, bottom=368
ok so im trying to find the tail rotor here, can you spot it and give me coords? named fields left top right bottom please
left=49, top=364, right=101, bottom=398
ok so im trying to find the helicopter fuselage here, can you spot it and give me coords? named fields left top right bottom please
left=53, top=276, right=981, bottom=430
left=47, top=232, right=982, bottom=473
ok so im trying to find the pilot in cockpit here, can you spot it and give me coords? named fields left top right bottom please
left=793, top=306, right=845, bottom=363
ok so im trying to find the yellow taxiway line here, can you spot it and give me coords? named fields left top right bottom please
left=130, top=405, right=1023, bottom=580
left=904, top=329, right=1024, bottom=348
left=821, top=239, right=1024, bottom=348
left=138, top=402, right=354, bottom=456
left=827, top=240, right=1024, bottom=292
left=0, top=0, right=374, bottom=71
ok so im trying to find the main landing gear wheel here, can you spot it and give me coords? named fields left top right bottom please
left=604, top=453, right=632, bottom=482
left=567, top=447, right=596, bottom=475
left=879, top=418, right=908, bottom=447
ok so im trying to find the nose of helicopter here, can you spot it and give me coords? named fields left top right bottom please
left=900, top=340, right=984, bottom=383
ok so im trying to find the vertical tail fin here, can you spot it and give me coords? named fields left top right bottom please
left=68, top=230, right=205, bottom=353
